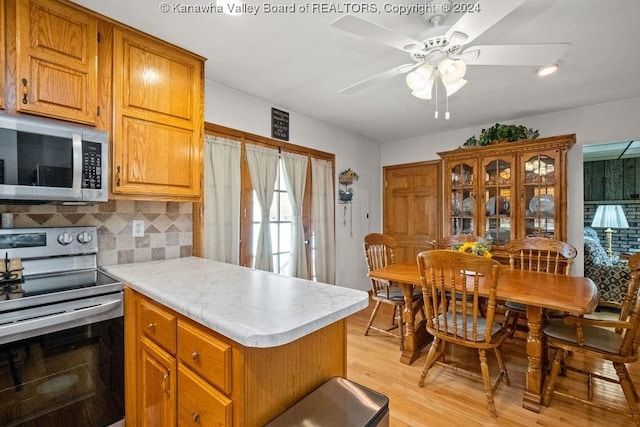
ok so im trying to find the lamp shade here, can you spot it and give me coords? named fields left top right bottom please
left=591, top=205, right=629, bottom=229
left=406, top=65, right=434, bottom=91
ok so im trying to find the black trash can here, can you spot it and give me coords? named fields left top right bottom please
left=265, top=377, right=389, bottom=427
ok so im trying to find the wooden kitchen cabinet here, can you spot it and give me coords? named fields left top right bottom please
left=439, top=134, right=575, bottom=258
left=177, top=364, right=232, bottom=426
left=139, top=336, right=177, bottom=427
left=125, top=287, right=346, bottom=426
left=128, top=290, right=234, bottom=427
left=14, top=0, right=98, bottom=124
left=112, top=28, right=204, bottom=201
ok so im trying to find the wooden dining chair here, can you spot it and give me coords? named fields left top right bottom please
left=417, top=250, right=510, bottom=419
left=503, top=237, right=577, bottom=336
left=542, top=253, right=640, bottom=424
left=363, top=233, right=422, bottom=350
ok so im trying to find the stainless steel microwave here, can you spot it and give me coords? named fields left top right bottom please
left=0, top=114, right=108, bottom=204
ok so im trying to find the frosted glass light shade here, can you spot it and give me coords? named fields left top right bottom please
left=406, top=65, right=434, bottom=91
left=443, top=78, right=467, bottom=96
left=438, top=59, right=467, bottom=84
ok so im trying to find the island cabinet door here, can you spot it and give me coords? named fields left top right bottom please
left=139, top=336, right=177, bottom=427
left=177, top=364, right=232, bottom=426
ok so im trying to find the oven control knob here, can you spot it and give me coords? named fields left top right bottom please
left=77, top=231, right=93, bottom=244
left=57, top=232, right=73, bottom=245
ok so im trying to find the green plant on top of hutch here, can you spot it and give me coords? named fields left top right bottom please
left=464, top=123, right=540, bottom=147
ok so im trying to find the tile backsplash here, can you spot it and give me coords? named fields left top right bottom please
left=0, top=200, right=192, bottom=266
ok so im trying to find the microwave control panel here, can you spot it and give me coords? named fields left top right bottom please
left=82, top=141, right=102, bottom=189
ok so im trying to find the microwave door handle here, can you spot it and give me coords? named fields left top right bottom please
left=72, top=133, right=82, bottom=198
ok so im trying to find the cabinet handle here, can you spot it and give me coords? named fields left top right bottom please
left=192, top=412, right=200, bottom=422
left=148, top=322, right=156, bottom=330
left=191, top=351, right=199, bottom=360
left=162, top=369, right=171, bottom=396
left=116, top=166, right=121, bottom=187
left=21, top=78, right=28, bottom=104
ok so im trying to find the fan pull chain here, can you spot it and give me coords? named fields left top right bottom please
left=434, top=72, right=439, bottom=119
left=445, top=91, right=450, bottom=120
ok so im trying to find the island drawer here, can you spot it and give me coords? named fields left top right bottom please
left=138, top=297, right=177, bottom=354
left=177, top=319, right=232, bottom=395
left=178, top=364, right=232, bottom=426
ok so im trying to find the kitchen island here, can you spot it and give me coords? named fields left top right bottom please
left=102, top=257, right=369, bottom=426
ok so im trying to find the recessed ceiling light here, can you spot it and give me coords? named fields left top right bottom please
left=536, top=64, right=560, bottom=77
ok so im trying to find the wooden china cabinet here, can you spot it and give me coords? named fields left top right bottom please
left=438, top=134, right=576, bottom=260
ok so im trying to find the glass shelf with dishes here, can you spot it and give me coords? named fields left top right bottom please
left=483, top=157, right=515, bottom=245
left=449, top=162, right=477, bottom=235
left=522, top=153, right=559, bottom=238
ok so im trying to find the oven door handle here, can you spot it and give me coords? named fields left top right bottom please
left=0, top=298, right=122, bottom=343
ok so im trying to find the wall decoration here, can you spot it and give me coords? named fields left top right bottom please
left=271, top=108, right=289, bottom=141
left=338, top=168, right=359, bottom=203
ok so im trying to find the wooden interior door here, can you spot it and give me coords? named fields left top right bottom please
left=384, top=161, right=441, bottom=262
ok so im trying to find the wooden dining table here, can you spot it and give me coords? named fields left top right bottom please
left=368, top=260, right=599, bottom=413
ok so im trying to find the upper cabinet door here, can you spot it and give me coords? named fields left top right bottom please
left=15, top=0, right=98, bottom=124
left=446, top=158, right=479, bottom=236
left=112, top=28, right=204, bottom=200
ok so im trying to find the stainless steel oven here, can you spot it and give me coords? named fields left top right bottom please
left=0, top=226, right=124, bottom=426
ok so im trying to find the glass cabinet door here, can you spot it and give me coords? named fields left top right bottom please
left=448, top=160, right=477, bottom=236
left=482, top=155, right=515, bottom=246
left=521, top=151, right=558, bottom=238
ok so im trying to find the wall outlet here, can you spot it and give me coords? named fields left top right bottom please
left=132, top=220, right=145, bottom=237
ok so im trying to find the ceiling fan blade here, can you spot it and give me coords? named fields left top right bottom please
left=331, top=14, right=422, bottom=52
left=445, top=0, right=526, bottom=46
left=460, top=43, right=570, bottom=66
left=338, top=63, right=418, bottom=94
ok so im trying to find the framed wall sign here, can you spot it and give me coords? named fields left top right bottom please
left=271, top=108, right=289, bottom=141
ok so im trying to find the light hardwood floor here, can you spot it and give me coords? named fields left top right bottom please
left=346, top=301, right=638, bottom=426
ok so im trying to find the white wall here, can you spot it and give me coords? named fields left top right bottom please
left=381, top=97, right=640, bottom=274
left=204, top=81, right=381, bottom=291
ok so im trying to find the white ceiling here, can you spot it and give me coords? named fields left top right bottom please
left=71, top=0, right=640, bottom=144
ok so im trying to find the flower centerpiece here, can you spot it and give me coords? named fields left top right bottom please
left=453, top=241, right=492, bottom=258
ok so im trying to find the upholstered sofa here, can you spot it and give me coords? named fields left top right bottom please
left=583, top=227, right=630, bottom=307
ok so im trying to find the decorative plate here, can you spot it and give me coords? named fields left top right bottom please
left=529, top=194, right=555, bottom=216
left=462, top=197, right=474, bottom=215
left=486, top=196, right=510, bottom=215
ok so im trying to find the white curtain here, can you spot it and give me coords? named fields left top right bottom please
left=282, top=151, right=309, bottom=279
left=246, top=144, right=279, bottom=272
left=203, top=135, right=241, bottom=264
left=311, top=158, right=335, bottom=284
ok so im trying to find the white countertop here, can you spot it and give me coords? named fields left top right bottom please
left=102, top=257, right=369, bottom=348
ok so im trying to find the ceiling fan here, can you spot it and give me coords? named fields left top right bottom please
left=331, top=0, right=570, bottom=107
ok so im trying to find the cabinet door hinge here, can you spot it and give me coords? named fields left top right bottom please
left=97, top=32, right=101, bottom=43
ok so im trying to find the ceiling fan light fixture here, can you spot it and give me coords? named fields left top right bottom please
left=406, top=65, right=434, bottom=91
left=443, top=78, right=467, bottom=96
left=411, top=78, right=435, bottom=99
left=438, top=59, right=467, bottom=84
left=536, top=63, right=560, bottom=77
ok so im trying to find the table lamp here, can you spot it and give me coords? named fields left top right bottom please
left=591, top=204, right=629, bottom=258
